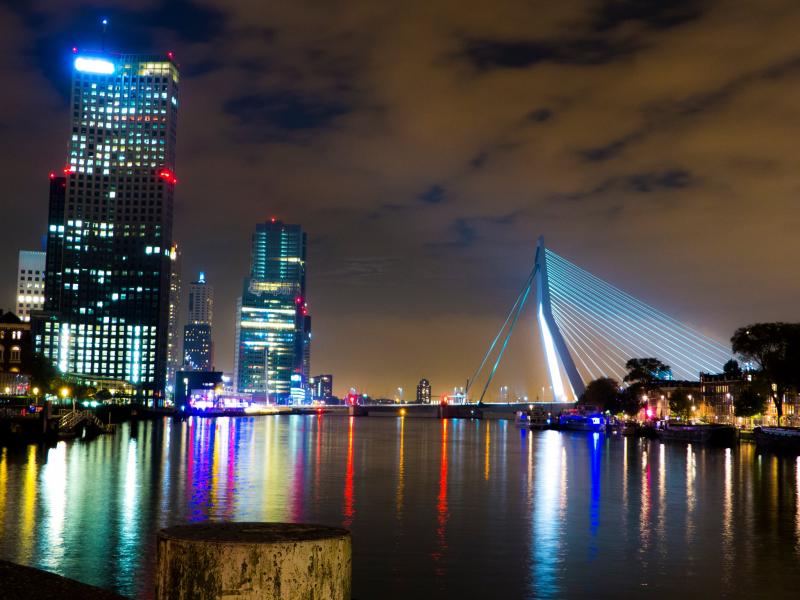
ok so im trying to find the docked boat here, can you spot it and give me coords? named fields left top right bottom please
left=557, top=413, right=606, bottom=433
left=514, top=408, right=551, bottom=430
left=656, top=423, right=736, bottom=446
left=753, top=427, right=800, bottom=454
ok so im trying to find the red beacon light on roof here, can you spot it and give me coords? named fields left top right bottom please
left=167, top=51, right=174, bottom=60
left=158, top=168, right=178, bottom=184
left=62, top=165, right=75, bottom=175
left=49, top=171, right=56, bottom=179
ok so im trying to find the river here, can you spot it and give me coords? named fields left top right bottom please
left=0, top=415, right=798, bottom=598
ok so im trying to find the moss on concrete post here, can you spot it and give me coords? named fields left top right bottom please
left=155, top=522, right=351, bottom=600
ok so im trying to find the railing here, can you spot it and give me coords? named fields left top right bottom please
left=58, top=410, right=108, bottom=433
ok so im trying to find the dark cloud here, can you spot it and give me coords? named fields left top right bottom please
left=527, top=108, right=553, bottom=122
left=592, top=0, right=705, bottom=32
left=628, top=169, right=693, bottom=192
left=223, top=91, right=349, bottom=138
left=419, top=184, right=446, bottom=204
left=464, top=37, right=637, bottom=70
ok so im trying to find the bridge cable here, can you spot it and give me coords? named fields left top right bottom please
left=466, top=263, right=538, bottom=399
left=476, top=266, right=537, bottom=404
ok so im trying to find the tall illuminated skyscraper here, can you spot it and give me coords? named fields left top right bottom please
left=183, top=272, right=214, bottom=371
left=37, top=50, right=180, bottom=404
left=234, top=220, right=311, bottom=402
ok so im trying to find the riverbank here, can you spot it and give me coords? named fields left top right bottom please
left=0, top=560, right=126, bottom=600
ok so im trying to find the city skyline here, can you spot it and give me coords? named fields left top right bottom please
left=2, top=2, right=800, bottom=398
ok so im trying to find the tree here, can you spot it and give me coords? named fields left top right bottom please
left=619, top=384, right=645, bottom=416
left=28, top=353, right=60, bottom=394
left=734, top=386, right=765, bottom=420
left=623, top=358, right=672, bottom=390
left=731, top=323, right=800, bottom=424
left=579, top=378, right=621, bottom=412
left=669, top=388, right=694, bottom=420
left=723, top=359, right=742, bottom=379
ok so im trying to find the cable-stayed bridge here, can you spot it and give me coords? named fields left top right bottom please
left=467, top=237, right=731, bottom=403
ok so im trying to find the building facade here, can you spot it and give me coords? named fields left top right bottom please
left=182, top=272, right=214, bottom=371
left=36, top=51, right=180, bottom=405
left=183, top=323, right=213, bottom=371
left=310, top=374, right=333, bottom=401
left=417, top=378, right=431, bottom=404
left=0, top=312, right=32, bottom=395
left=16, top=251, right=46, bottom=322
left=234, top=220, right=311, bottom=402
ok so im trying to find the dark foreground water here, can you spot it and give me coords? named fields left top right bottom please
left=0, top=416, right=799, bottom=599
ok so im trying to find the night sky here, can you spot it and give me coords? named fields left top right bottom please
left=2, top=1, right=798, bottom=399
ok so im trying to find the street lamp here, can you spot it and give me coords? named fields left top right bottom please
left=60, top=387, right=73, bottom=412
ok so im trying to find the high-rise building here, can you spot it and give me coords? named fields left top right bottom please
left=36, top=50, right=180, bottom=404
left=182, top=272, right=213, bottom=371
left=182, top=323, right=213, bottom=371
left=166, top=243, right=181, bottom=388
left=417, top=378, right=431, bottom=404
left=310, top=374, right=333, bottom=401
left=16, top=251, right=46, bottom=322
left=187, top=271, right=213, bottom=324
left=43, top=176, right=66, bottom=312
left=234, top=220, right=311, bottom=402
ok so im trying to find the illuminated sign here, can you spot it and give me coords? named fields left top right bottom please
left=74, top=57, right=115, bottom=74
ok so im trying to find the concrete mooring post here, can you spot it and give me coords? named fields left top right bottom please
left=156, top=522, right=351, bottom=600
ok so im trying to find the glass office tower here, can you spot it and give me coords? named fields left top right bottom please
left=37, top=51, right=180, bottom=405
left=234, top=220, right=311, bottom=402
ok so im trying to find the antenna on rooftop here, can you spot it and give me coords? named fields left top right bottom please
left=101, top=17, right=109, bottom=51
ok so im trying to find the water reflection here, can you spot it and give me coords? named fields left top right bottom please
left=343, top=416, right=355, bottom=527
left=432, top=419, right=449, bottom=573
left=0, top=419, right=800, bottom=599
left=722, top=447, right=735, bottom=589
left=796, top=456, right=800, bottom=557
left=396, top=417, right=405, bottom=520
left=530, top=431, right=564, bottom=598
left=639, top=446, right=651, bottom=570
left=656, top=442, right=666, bottom=558
left=0, top=448, right=6, bottom=535
left=686, top=443, right=696, bottom=552
left=588, top=433, right=601, bottom=559
left=40, top=443, right=67, bottom=571
left=484, top=420, right=491, bottom=481
left=19, top=445, right=37, bottom=564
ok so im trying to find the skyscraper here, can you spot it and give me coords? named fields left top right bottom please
left=37, top=51, right=180, bottom=404
left=16, top=250, right=46, bottom=322
left=166, top=243, right=181, bottom=388
left=234, top=220, right=311, bottom=402
left=183, top=272, right=213, bottom=371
